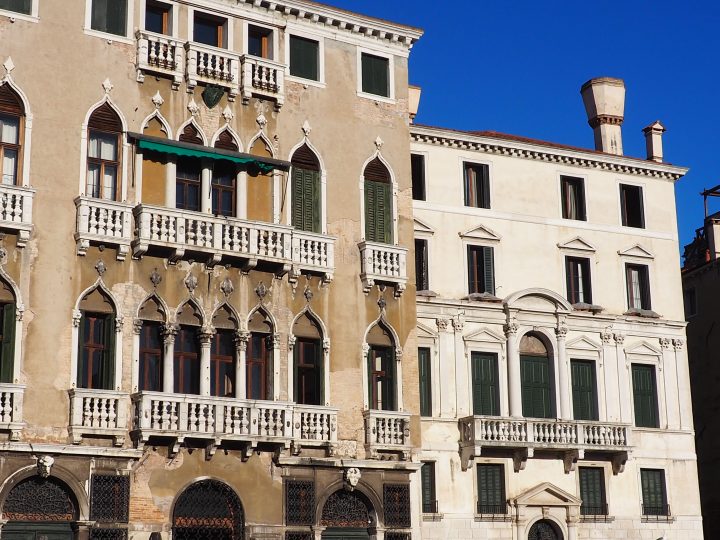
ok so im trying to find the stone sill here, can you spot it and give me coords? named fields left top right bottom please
left=474, top=514, right=513, bottom=522
left=422, top=513, right=443, bottom=522
left=641, top=516, right=675, bottom=524
left=580, top=515, right=615, bottom=524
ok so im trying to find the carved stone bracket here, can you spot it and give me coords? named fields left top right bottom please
left=513, top=448, right=532, bottom=473
left=612, top=451, right=629, bottom=475
left=563, top=449, right=583, bottom=474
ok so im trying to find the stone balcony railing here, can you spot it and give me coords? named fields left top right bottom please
left=132, top=392, right=338, bottom=457
left=135, top=30, right=184, bottom=89
left=74, top=197, right=133, bottom=261
left=186, top=42, right=241, bottom=100
left=459, top=415, right=631, bottom=473
left=358, top=241, right=408, bottom=296
left=0, top=184, right=34, bottom=248
left=292, top=230, right=335, bottom=283
left=363, top=409, right=412, bottom=460
left=240, top=55, right=285, bottom=109
left=0, top=383, right=25, bottom=441
left=68, top=389, right=130, bottom=447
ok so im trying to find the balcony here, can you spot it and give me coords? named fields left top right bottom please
left=358, top=241, right=408, bottom=297
left=0, top=184, right=34, bottom=248
left=136, top=30, right=184, bottom=89
left=132, top=392, right=337, bottom=458
left=240, top=55, right=285, bottom=110
left=363, top=410, right=412, bottom=460
left=0, top=384, right=24, bottom=440
left=459, top=415, right=630, bottom=473
left=68, top=389, right=130, bottom=447
left=185, top=42, right=240, bottom=100
left=292, top=230, right=335, bottom=283
left=74, top=197, right=133, bottom=261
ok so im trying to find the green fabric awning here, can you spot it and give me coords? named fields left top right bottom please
left=129, top=132, right=290, bottom=174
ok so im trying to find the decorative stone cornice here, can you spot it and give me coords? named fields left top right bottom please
left=411, top=126, right=688, bottom=182
left=588, top=114, right=624, bottom=128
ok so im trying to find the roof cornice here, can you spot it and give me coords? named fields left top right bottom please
left=411, top=125, right=688, bottom=182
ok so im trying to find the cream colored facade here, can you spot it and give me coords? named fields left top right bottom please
left=411, top=99, right=703, bottom=538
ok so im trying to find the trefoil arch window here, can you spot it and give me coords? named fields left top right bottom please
left=247, top=307, right=275, bottom=400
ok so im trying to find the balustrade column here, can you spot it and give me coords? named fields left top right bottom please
left=235, top=331, right=249, bottom=399
left=556, top=325, right=571, bottom=420
left=162, top=324, right=177, bottom=393
left=505, top=322, right=522, bottom=417
left=201, top=158, right=212, bottom=214
left=199, top=327, right=214, bottom=396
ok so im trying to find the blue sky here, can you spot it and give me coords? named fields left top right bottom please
left=331, top=0, right=719, bottom=251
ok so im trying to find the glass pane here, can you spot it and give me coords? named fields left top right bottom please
left=249, top=363, right=262, bottom=399
left=194, top=15, right=221, bottom=47
left=0, top=0, right=32, bottom=15
left=145, top=2, right=169, bottom=34
left=362, top=53, right=389, bottom=97
left=91, top=0, right=127, bottom=36
left=2, top=149, right=17, bottom=186
left=102, top=165, right=117, bottom=200
left=0, top=115, right=19, bottom=144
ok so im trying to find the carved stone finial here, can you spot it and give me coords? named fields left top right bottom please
left=151, top=91, right=164, bottom=109
left=374, top=136, right=384, bottom=151
left=150, top=269, right=162, bottom=288
left=344, top=467, right=361, bottom=491
left=102, top=78, right=114, bottom=94
left=304, top=287, right=313, bottom=303
left=184, top=274, right=198, bottom=294
left=220, top=277, right=234, bottom=297
left=95, top=260, right=106, bottom=276
left=222, top=105, right=234, bottom=123
left=3, top=57, right=15, bottom=75
left=187, top=98, right=200, bottom=116
left=256, top=113, right=267, bottom=130
left=0, top=247, right=7, bottom=265
left=255, top=281, right=268, bottom=300
left=302, top=120, right=312, bottom=137
left=37, top=455, right=54, bottom=478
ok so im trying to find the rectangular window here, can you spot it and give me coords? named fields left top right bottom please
left=579, top=467, right=607, bottom=516
left=212, top=161, right=236, bottom=217
left=632, top=364, right=659, bottom=428
left=521, top=355, right=555, bottom=419
left=139, top=321, right=163, bottom=392
left=571, top=360, right=598, bottom=421
left=477, top=464, right=506, bottom=515
left=641, top=469, right=668, bottom=516
left=289, top=35, right=320, bottom=81
left=294, top=338, right=322, bottom=406
left=367, top=346, right=395, bottom=411
left=361, top=53, right=390, bottom=97
left=467, top=245, right=495, bottom=295
left=248, top=25, right=273, bottom=59
left=210, top=330, right=235, bottom=397
left=411, top=153, right=426, bottom=201
left=145, top=0, right=171, bottom=35
left=620, top=184, right=645, bottom=228
left=418, top=347, right=432, bottom=417
left=561, top=175, right=586, bottom=221
left=0, top=0, right=31, bottom=15
left=194, top=12, right=226, bottom=48
left=464, top=162, right=490, bottom=209
left=79, top=313, right=115, bottom=390
left=175, top=157, right=201, bottom=212
left=247, top=332, right=269, bottom=400
left=421, top=462, right=437, bottom=513
left=87, top=130, right=119, bottom=200
left=625, top=263, right=651, bottom=310
left=683, top=287, right=697, bottom=319
left=415, top=239, right=429, bottom=292
left=565, top=257, right=592, bottom=305
left=471, top=352, right=499, bottom=416
left=90, top=0, right=128, bottom=37
left=174, top=326, right=200, bottom=395
left=0, top=114, right=20, bottom=186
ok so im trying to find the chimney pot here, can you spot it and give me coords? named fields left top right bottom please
left=580, top=77, right=626, bottom=155
left=643, top=120, right=666, bottom=163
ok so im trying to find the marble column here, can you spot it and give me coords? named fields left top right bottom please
left=505, top=322, right=522, bottom=417
left=235, top=331, right=249, bottom=399
left=556, top=324, right=571, bottom=420
left=162, top=324, right=177, bottom=393
left=199, top=326, right=214, bottom=396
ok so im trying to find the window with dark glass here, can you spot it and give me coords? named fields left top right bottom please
left=367, top=345, right=395, bottom=411
left=683, top=287, right=697, bottom=319
left=176, top=157, right=201, bottom=212
left=0, top=0, right=31, bottom=15
left=421, top=462, right=437, bottom=513
left=295, top=338, right=322, bottom=405
left=625, top=263, right=651, bottom=310
left=566, top=257, right=592, bottom=305
left=641, top=469, right=668, bottom=516
left=415, top=239, right=429, bottom=292
left=79, top=313, right=115, bottom=390
left=0, top=114, right=20, bottom=186
left=193, top=12, right=225, bottom=48
left=471, top=352, right=499, bottom=416
left=620, top=184, right=644, bottom=228
left=90, top=0, right=128, bottom=36
left=87, top=104, right=122, bottom=201
left=477, top=464, right=505, bottom=514
left=361, top=52, right=390, bottom=97
left=211, top=161, right=236, bottom=217
left=467, top=245, right=495, bottom=295
left=247, top=332, right=269, bottom=400
left=0, top=301, right=15, bottom=384
left=464, top=162, right=490, bottom=209
left=290, top=35, right=319, bottom=81
left=561, top=175, right=586, bottom=221
left=139, top=321, right=163, bottom=392
left=210, top=330, right=235, bottom=397
left=632, top=363, right=659, bottom=428
left=418, top=347, right=432, bottom=417
left=579, top=467, right=607, bottom=516
left=571, top=359, right=598, bottom=421
left=248, top=25, right=273, bottom=58
left=174, top=326, right=200, bottom=395
left=411, top=153, right=426, bottom=201
left=145, top=0, right=171, bottom=35
left=520, top=333, right=555, bottom=419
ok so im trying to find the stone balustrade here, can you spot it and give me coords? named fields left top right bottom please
left=358, top=241, right=408, bottom=296
left=0, top=184, right=34, bottom=248
left=186, top=42, right=241, bottom=100
left=74, top=196, right=133, bottom=260
left=135, top=30, right=184, bottom=89
left=292, top=230, right=335, bottom=283
left=363, top=409, right=412, bottom=460
left=0, top=384, right=24, bottom=441
left=240, top=55, right=285, bottom=109
left=68, top=389, right=130, bottom=447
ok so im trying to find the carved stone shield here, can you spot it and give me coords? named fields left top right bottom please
left=202, top=85, right=224, bottom=109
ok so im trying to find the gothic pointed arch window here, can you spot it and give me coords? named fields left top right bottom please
left=137, top=295, right=166, bottom=392
left=87, top=102, right=123, bottom=201
left=519, top=332, right=556, bottom=419
left=366, top=321, right=396, bottom=411
left=292, top=312, right=323, bottom=405
left=176, top=123, right=203, bottom=212
left=291, top=144, right=321, bottom=233
left=140, top=115, right=170, bottom=206
left=0, top=83, right=25, bottom=186
left=211, top=305, right=238, bottom=397
left=0, top=277, right=16, bottom=384
left=175, top=301, right=202, bottom=395
left=172, top=480, right=244, bottom=540
left=78, top=287, right=117, bottom=390
left=364, top=157, right=392, bottom=244
left=246, top=136, right=274, bottom=223
left=212, top=130, right=239, bottom=217
left=247, top=308, right=274, bottom=400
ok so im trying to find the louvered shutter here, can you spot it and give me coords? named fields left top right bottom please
left=479, top=165, right=490, bottom=209
left=361, top=53, right=389, bottom=97
left=418, top=347, right=431, bottom=416
left=521, top=356, right=553, bottom=418
left=640, top=266, right=651, bottom=309
left=382, top=347, right=396, bottom=411
left=0, top=84, right=24, bottom=115
left=0, top=303, right=14, bottom=383
left=102, top=316, right=116, bottom=390
left=641, top=469, right=667, bottom=514
left=482, top=247, right=495, bottom=295
left=471, top=353, right=499, bottom=416
left=290, top=35, right=319, bottom=80
left=420, top=462, right=434, bottom=512
left=571, top=360, right=598, bottom=421
left=365, top=180, right=391, bottom=243
left=302, top=169, right=319, bottom=233
left=291, top=167, right=305, bottom=230
left=367, top=347, right=374, bottom=408
left=579, top=467, right=604, bottom=514
left=468, top=247, right=479, bottom=294
left=477, top=464, right=504, bottom=511
left=632, top=364, right=658, bottom=427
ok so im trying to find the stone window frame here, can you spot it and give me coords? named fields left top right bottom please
left=83, top=0, right=135, bottom=44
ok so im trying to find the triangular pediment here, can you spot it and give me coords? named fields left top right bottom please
left=513, top=482, right=581, bottom=507
left=414, top=217, right=435, bottom=235
left=625, top=340, right=662, bottom=357
left=459, top=224, right=501, bottom=242
left=557, top=236, right=596, bottom=253
left=566, top=336, right=602, bottom=353
left=463, top=327, right=505, bottom=343
left=417, top=322, right=438, bottom=339
left=618, top=244, right=654, bottom=259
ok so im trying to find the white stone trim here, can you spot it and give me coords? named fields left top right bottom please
left=242, top=19, right=279, bottom=60
left=284, top=25, right=326, bottom=87
left=139, top=0, right=180, bottom=38
left=209, top=125, right=244, bottom=152
left=556, top=168, right=590, bottom=222
left=625, top=342, right=667, bottom=430
left=358, top=145, right=399, bottom=244
left=83, top=0, right=135, bottom=43
left=175, top=116, right=208, bottom=145
left=356, top=46, right=395, bottom=103
left=188, top=5, right=234, bottom=49
left=0, top=75, right=33, bottom=188
left=0, top=0, right=39, bottom=22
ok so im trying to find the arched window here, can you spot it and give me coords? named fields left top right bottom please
left=292, top=313, right=323, bottom=405
left=140, top=116, right=170, bottom=206
left=0, top=278, right=16, bottom=384
left=528, top=519, right=563, bottom=540
left=320, top=489, right=374, bottom=530
left=366, top=321, right=396, bottom=411
left=290, top=144, right=321, bottom=233
left=137, top=295, right=166, bottom=392
left=172, top=480, right=244, bottom=540
left=176, top=123, right=203, bottom=212
left=363, top=157, right=392, bottom=244
left=3, top=476, right=78, bottom=523
left=247, top=308, right=273, bottom=400
left=212, top=130, right=239, bottom=217
left=175, top=301, right=202, bottom=395
left=0, top=83, right=25, bottom=186
left=246, top=136, right=273, bottom=223
left=211, top=305, right=237, bottom=398
left=87, top=103, right=123, bottom=201
left=77, top=287, right=116, bottom=390
left=519, top=332, right=555, bottom=419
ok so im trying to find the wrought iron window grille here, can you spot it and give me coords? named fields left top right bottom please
left=90, top=474, right=130, bottom=523
left=285, top=480, right=315, bottom=526
left=172, top=479, right=244, bottom=540
left=90, top=529, right=129, bottom=540
left=383, top=484, right=411, bottom=529
left=3, top=476, right=77, bottom=522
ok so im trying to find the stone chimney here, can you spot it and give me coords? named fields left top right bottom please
left=580, top=77, right=626, bottom=155
left=642, top=121, right=666, bottom=162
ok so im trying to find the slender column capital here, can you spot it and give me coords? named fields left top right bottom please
left=504, top=322, right=519, bottom=338
left=672, top=338, right=684, bottom=351
left=162, top=323, right=178, bottom=344
left=198, top=325, right=215, bottom=344
left=132, top=318, right=143, bottom=335
left=555, top=324, right=568, bottom=339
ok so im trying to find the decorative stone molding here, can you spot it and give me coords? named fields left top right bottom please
left=151, top=91, right=164, bottom=109
left=601, top=330, right=614, bottom=345
left=504, top=322, right=519, bottom=337
left=234, top=330, right=250, bottom=351
left=589, top=114, right=624, bottom=128
left=255, top=281, right=268, bottom=301
left=302, top=120, right=312, bottom=137
left=452, top=316, right=465, bottom=332
left=36, top=455, right=54, bottom=478
left=220, top=277, right=234, bottom=297
left=672, top=338, right=685, bottom=351
left=184, top=274, right=198, bottom=294
left=344, top=467, right=361, bottom=491
left=150, top=269, right=162, bottom=288
left=222, top=105, right=234, bottom=123
left=304, top=286, right=314, bottom=303
left=102, top=78, right=114, bottom=94
left=287, top=335, right=297, bottom=350
left=132, top=318, right=143, bottom=335
left=94, top=259, right=106, bottom=276
left=659, top=338, right=672, bottom=350
left=613, top=333, right=625, bottom=345
left=187, top=98, right=199, bottom=116
left=436, top=318, right=449, bottom=332
left=72, top=309, right=82, bottom=328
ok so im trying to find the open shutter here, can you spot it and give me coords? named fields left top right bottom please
left=302, top=169, right=319, bottom=233
left=418, top=348, right=431, bottom=416
left=293, top=344, right=300, bottom=402
left=468, top=247, right=478, bottom=294
left=377, top=182, right=391, bottom=244
left=638, top=186, right=646, bottom=228
left=480, top=165, right=490, bottom=209
left=0, top=303, right=15, bottom=383
left=103, top=316, right=116, bottom=390
left=291, top=167, right=304, bottom=230
left=620, top=186, right=628, bottom=225
left=571, top=360, right=598, bottom=421
left=365, top=181, right=376, bottom=241
left=482, top=247, right=495, bottom=295
left=471, top=353, right=499, bottom=416
left=640, top=266, right=651, bottom=309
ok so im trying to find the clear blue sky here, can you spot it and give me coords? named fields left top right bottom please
left=331, top=0, right=719, bottom=251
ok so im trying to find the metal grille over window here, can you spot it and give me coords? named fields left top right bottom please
left=385, top=534, right=411, bottom=540
left=3, top=476, right=78, bottom=521
left=383, top=484, right=411, bottom=528
left=285, top=533, right=312, bottom=540
left=172, top=479, right=244, bottom=540
left=90, top=474, right=130, bottom=523
left=320, top=490, right=371, bottom=528
left=285, top=480, right=315, bottom=526
left=90, top=529, right=129, bottom=540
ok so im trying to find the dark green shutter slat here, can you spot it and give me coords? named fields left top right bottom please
left=310, top=171, right=320, bottom=233
left=0, top=303, right=14, bottom=383
left=290, top=35, right=319, bottom=80
left=579, top=467, right=605, bottom=514
left=477, top=464, right=504, bottom=510
left=362, top=53, right=389, bottom=97
left=482, top=247, right=495, bottom=295
left=521, top=355, right=553, bottom=418
left=571, top=360, right=598, bottom=421
left=640, top=266, right=651, bottom=309
left=471, top=353, right=499, bottom=416
left=419, top=347, right=432, bottom=416
left=365, top=180, right=391, bottom=243
left=103, top=316, right=116, bottom=390
left=421, top=462, right=435, bottom=511
left=632, top=364, right=659, bottom=428
left=480, top=165, right=490, bottom=209
left=291, top=167, right=304, bottom=229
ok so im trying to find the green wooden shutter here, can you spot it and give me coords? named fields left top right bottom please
left=632, top=364, right=659, bottom=428
left=471, top=352, right=499, bottom=416
left=571, top=360, right=598, bottom=421
left=289, top=35, right=319, bottom=80
left=0, top=303, right=14, bottom=383
left=482, top=247, right=495, bottom=295
left=382, top=347, right=396, bottom=411
left=291, top=167, right=305, bottom=230
left=477, top=464, right=504, bottom=512
left=521, top=356, right=554, bottom=418
left=640, top=266, right=651, bottom=309
left=365, top=180, right=391, bottom=243
left=479, top=164, right=490, bottom=209
left=641, top=469, right=667, bottom=515
left=421, top=462, right=435, bottom=512
left=361, top=53, right=389, bottom=97
left=418, top=347, right=432, bottom=416
left=102, top=315, right=116, bottom=390
left=579, top=467, right=605, bottom=515
left=365, top=181, right=376, bottom=241
left=293, top=168, right=321, bottom=233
